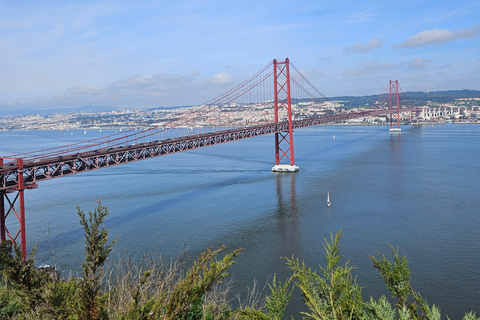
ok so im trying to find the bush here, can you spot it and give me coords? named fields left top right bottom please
left=1, top=203, right=479, bottom=320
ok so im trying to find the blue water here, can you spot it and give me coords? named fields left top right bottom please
left=1, top=124, right=479, bottom=318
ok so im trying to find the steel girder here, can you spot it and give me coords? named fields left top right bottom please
left=1, top=125, right=279, bottom=192
left=0, top=108, right=420, bottom=192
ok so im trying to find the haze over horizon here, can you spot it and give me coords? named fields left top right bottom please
left=1, top=1, right=479, bottom=111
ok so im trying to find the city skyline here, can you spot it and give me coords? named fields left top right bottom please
left=1, top=0, right=479, bottom=111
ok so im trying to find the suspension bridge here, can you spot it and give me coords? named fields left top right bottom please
left=0, top=58, right=420, bottom=259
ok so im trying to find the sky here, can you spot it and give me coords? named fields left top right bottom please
left=0, top=0, right=479, bottom=111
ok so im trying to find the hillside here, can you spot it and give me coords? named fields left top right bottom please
left=330, top=89, right=480, bottom=108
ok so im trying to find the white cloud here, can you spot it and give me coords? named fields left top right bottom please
left=393, top=25, right=480, bottom=48
left=408, top=57, right=432, bottom=69
left=344, top=39, right=386, bottom=53
left=343, top=60, right=398, bottom=76
left=298, top=69, right=324, bottom=78
left=208, top=71, right=233, bottom=84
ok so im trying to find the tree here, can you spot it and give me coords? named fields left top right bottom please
left=286, top=230, right=364, bottom=320
left=77, top=200, right=117, bottom=320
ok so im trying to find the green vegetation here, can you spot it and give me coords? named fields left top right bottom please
left=0, top=202, right=478, bottom=319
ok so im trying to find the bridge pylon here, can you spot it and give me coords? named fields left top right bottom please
left=0, top=158, right=28, bottom=261
left=389, top=79, right=401, bottom=133
left=272, top=58, right=299, bottom=172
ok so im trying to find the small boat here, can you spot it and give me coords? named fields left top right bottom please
left=84, top=131, right=86, bottom=134
left=327, top=191, right=331, bottom=208
left=333, top=135, right=335, bottom=140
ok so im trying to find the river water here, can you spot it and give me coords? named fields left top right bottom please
left=1, top=124, right=479, bottom=318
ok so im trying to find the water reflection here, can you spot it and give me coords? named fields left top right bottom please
left=390, top=132, right=402, bottom=154
left=389, top=133, right=404, bottom=197
left=275, top=173, right=298, bottom=217
left=274, top=173, right=300, bottom=257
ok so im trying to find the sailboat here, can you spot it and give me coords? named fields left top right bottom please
left=327, top=191, right=331, bottom=208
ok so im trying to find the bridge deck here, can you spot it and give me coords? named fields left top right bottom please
left=1, top=108, right=419, bottom=192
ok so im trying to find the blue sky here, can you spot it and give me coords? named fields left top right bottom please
left=0, top=0, right=479, bottom=110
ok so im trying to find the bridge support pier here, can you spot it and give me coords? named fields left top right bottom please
left=0, top=158, right=4, bottom=244
left=272, top=164, right=299, bottom=172
left=272, top=58, right=299, bottom=172
left=1, top=190, right=27, bottom=261
left=0, top=158, right=28, bottom=261
left=0, top=191, right=5, bottom=243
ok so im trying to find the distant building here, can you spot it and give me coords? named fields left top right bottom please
left=470, top=112, right=480, bottom=119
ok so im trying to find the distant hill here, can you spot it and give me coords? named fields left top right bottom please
left=329, top=89, right=480, bottom=108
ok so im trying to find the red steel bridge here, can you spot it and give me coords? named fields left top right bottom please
left=0, top=58, right=420, bottom=259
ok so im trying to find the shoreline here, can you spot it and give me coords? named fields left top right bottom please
left=1, top=121, right=479, bottom=132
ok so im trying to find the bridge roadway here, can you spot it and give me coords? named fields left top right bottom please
left=0, top=107, right=419, bottom=192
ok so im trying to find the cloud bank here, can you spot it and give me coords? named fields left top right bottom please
left=408, top=57, right=432, bottom=69
left=0, top=71, right=235, bottom=110
left=343, top=60, right=398, bottom=76
left=393, top=25, right=480, bottom=48
left=344, top=39, right=386, bottom=53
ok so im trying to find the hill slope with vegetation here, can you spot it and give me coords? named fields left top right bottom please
left=330, top=89, right=480, bottom=109
left=1, top=201, right=479, bottom=319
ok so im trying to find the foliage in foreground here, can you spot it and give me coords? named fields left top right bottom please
left=0, top=202, right=478, bottom=320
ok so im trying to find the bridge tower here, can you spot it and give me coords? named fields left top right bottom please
left=0, top=158, right=28, bottom=260
left=272, top=58, right=299, bottom=172
left=389, top=79, right=401, bottom=133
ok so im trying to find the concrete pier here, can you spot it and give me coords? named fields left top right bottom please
left=272, top=164, right=299, bottom=172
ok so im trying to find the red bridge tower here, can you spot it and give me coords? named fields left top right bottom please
left=272, top=58, right=299, bottom=172
left=389, top=79, right=402, bottom=133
